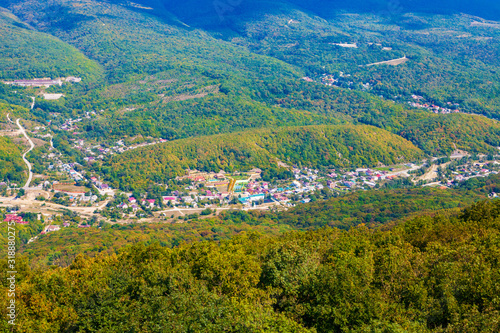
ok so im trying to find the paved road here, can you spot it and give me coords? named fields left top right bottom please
left=16, top=119, right=35, bottom=188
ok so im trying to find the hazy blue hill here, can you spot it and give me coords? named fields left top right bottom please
left=127, top=0, right=500, bottom=28
left=288, top=0, right=500, bottom=19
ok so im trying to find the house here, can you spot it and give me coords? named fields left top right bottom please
left=239, top=194, right=265, bottom=204
left=46, top=225, right=60, bottom=232
left=3, top=78, right=62, bottom=87
left=4, top=214, right=23, bottom=223
left=144, top=199, right=155, bottom=208
left=182, top=196, right=194, bottom=204
left=128, top=197, right=137, bottom=203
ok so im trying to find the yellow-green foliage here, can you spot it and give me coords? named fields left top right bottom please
left=278, top=187, right=487, bottom=230
left=0, top=102, right=30, bottom=123
left=2, top=200, right=500, bottom=332
left=103, top=124, right=423, bottom=189
left=402, top=114, right=500, bottom=154
left=0, top=136, right=25, bottom=184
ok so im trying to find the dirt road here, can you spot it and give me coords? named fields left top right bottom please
left=0, top=195, right=109, bottom=217
left=16, top=119, right=35, bottom=188
left=364, top=56, right=408, bottom=67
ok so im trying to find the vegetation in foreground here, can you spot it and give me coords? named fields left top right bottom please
left=1, top=199, right=499, bottom=332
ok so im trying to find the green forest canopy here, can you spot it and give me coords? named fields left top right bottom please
left=2, top=199, right=500, bottom=332
left=98, top=124, right=424, bottom=190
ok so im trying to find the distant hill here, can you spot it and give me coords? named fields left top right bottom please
left=127, top=0, right=500, bottom=26
left=100, top=124, right=424, bottom=190
left=401, top=113, right=500, bottom=155
left=0, top=0, right=500, bottom=186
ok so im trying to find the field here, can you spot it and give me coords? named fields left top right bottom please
left=53, top=184, right=87, bottom=194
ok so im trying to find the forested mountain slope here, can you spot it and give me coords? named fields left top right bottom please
left=98, top=124, right=424, bottom=190
left=18, top=181, right=495, bottom=267
left=0, top=8, right=102, bottom=80
left=1, top=0, right=500, bottom=170
left=0, top=136, right=25, bottom=184
left=3, top=199, right=500, bottom=332
left=1, top=2, right=500, bottom=331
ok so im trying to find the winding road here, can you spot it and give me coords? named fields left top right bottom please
left=16, top=119, right=35, bottom=189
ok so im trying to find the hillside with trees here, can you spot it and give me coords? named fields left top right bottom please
left=17, top=178, right=498, bottom=267
left=2, top=199, right=500, bottom=332
left=0, top=8, right=102, bottom=80
left=0, top=136, right=25, bottom=184
left=0, top=0, right=500, bottom=190
left=97, top=124, right=424, bottom=190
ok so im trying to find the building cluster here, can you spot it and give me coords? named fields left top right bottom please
left=48, top=162, right=85, bottom=182
left=117, top=197, right=157, bottom=211
left=318, top=72, right=354, bottom=87
left=120, top=166, right=397, bottom=211
left=445, top=161, right=499, bottom=186
left=408, top=95, right=461, bottom=114
left=2, top=77, right=81, bottom=87
left=41, top=222, right=87, bottom=234
left=3, top=214, right=28, bottom=224
left=174, top=167, right=393, bottom=207
left=74, top=137, right=168, bottom=162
